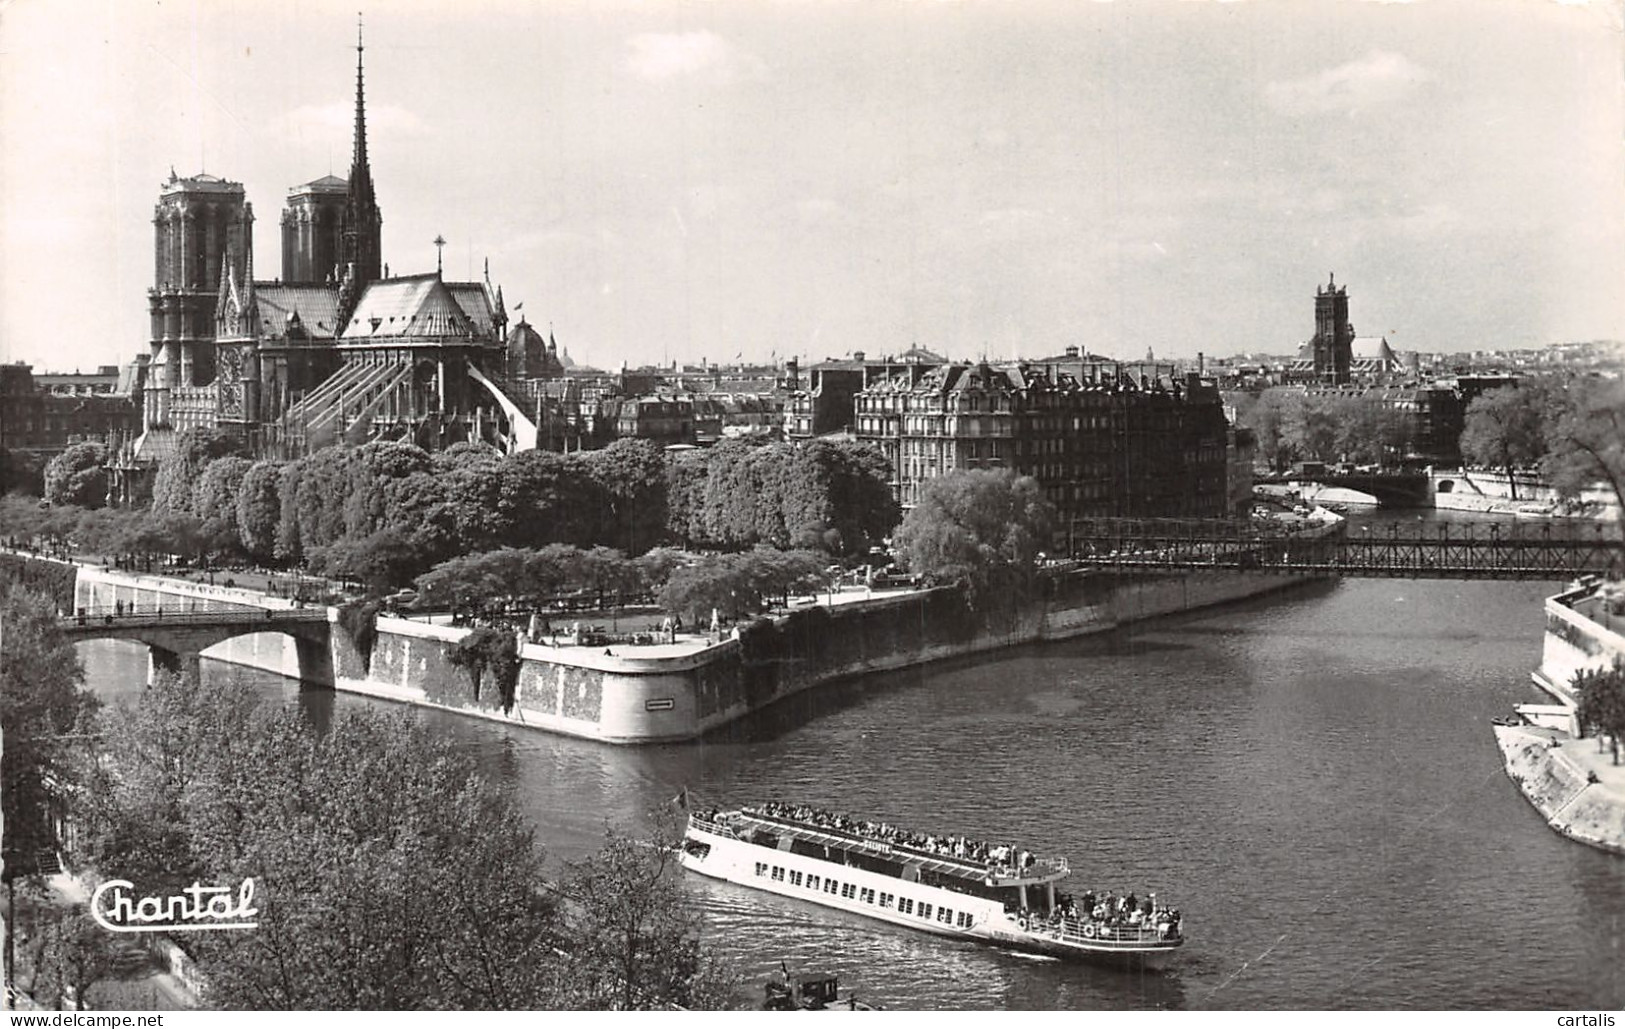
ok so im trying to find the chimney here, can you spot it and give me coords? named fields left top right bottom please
left=1064, top=345, right=1079, bottom=358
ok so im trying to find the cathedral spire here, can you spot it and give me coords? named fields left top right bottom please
left=352, top=14, right=370, bottom=185
left=342, top=11, right=383, bottom=287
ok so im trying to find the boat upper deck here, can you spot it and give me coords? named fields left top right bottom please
left=695, top=803, right=1069, bottom=885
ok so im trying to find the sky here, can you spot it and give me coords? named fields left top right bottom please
left=2, top=0, right=1624, bottom=374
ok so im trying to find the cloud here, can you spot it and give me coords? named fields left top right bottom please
left=272, top=101, right=425, bottom=139
left=623, top=31, right=765, bottom=84
left=1265, top=51, right=1434, bottom=115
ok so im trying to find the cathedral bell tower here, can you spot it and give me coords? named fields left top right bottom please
left=147, top=171, right=252, bottom=428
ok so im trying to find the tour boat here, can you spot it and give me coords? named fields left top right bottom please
left=681, top=803, right=1184, bottom=963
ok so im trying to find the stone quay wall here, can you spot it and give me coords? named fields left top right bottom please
left=57, top=562, right=1313, bottom=744
left=1532, top=583, right=1625, bottom=705
left=1494, top=725, right=1625, bottom=856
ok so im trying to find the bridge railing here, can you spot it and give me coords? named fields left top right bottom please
left=61, top=607, right=328, bottom=630
left=1063, top=517, right=1624, bottom=579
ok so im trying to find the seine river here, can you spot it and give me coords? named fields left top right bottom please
left=77, top=512, right=1625, bottom=1010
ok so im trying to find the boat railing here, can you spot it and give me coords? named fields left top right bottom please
left=1027, top=914, right=1180, bottom=947
left=741, top=808, right=1066, bottom=880
left=688, top=814, right=742, bottom=840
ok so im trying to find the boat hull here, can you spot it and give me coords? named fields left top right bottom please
left=681, top=821, right=1181, bottom=965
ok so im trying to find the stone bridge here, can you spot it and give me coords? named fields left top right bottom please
left=1257, top=471, right=1432, bottom=507
left=60, top=607, right=333, bottom=683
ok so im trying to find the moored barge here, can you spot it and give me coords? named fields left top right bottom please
left=681, top=802, right=1183, bottom=963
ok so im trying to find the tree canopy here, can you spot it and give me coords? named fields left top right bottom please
left=43, top=441, right=109, bottom=509
left=1573, top=658, right=1625, bottom=766
left=79, top=670, right=734, bottom=1009
left=892, top=468, right=1056, bottom=608
left=1459, top=385, right=1546, bottom=499
left=1, top=585, right=99, bottom=881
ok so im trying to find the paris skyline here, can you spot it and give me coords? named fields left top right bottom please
left=3, top=0, right=1623, bottom=374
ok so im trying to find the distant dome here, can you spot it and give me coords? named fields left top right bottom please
left=506, top=317, right=561, bottom=379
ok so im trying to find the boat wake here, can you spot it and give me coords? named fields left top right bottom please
left=1001, top=950, right=1062, bottom=963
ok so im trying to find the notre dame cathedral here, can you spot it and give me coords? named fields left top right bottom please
left=129, top=23, right=542, bottom=474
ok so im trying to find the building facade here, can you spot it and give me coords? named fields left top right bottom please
left=853, top=360, right=1230, bottom=520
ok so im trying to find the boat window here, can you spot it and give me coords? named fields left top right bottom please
left=938, top=908, right=953, bottom=924
left=754, top=862, right=768, bottom=877
left=957, top=912, right=973, bottom=928
left=807, top=875, right=819, bottom=891
left=772, top=866, right=784, bottom=881
left=918, top=903, right=933, bottom=920
left=898, top=898, right=914, bottom=915
left=880, top=893, right=894, bottom=908
left=860, top=888, right=875, bottom=904
left=825, top=880, right=839, bottom=895
left=841, top=883, right=856, bottom=899
left=789, top=871, right=803, bottom=887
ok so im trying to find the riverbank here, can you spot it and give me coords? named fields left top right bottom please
left=1493, top=724, right=1625, bottom=855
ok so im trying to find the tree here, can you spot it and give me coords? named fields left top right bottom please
left=32, top=909, right=116, bottom=1010
left=293, top=446, right=355, bottom=551
left=494, top=449, right=603, bottom=550
left=1459, top=385, right=1545, bottom=499
left=1237, top=390, right=1297, bottom=472
left=193, top=455, right=252, bottom=559
left=341, top=441, right=433, bottom=540
left=273, top=461, right=304, bottom=565
left=559, top=806, right=738, bottom=1010
left=0, top=447, right=45, bottom=497
left=1573, top=658, right=1625, bottom=766
left=583, top=438, right=668, bottom=555
left=1, top=587, right=99, bottom=885
left=1333, top=396, right=1411, bottom=467
left=892, top=468, right=1056, bottom=609
left=314, top=529, right=423, bottom=594
left=151, top=428, right=246, bottom=515
left=42, top=441, right=108, bottom=509
left=1540, top=376, right=1625, bottom=531
left=236, top=460, right=285, bottom=564
left=85, top=673, right=568, bottom=1009
left=1281, top=393, right=1339, bottom=465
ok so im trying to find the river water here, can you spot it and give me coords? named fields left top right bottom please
left=76, top=511, right=1625, bottom=1010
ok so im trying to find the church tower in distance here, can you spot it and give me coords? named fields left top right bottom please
left=1312, top=273, right=1353, bottom=385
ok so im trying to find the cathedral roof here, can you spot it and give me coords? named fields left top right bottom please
left=341, top=274, right=486, bottom=340
left=444, top=282, right=500, bottom=336
left=290, top=174, right=349, bottom=194
left=254, top=285, right=343, bottom=338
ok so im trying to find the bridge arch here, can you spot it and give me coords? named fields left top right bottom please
left=61, top=609, right=333, bottom=687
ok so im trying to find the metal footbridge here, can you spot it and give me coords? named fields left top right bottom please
left=1063, top=518, right=1624, bottom=580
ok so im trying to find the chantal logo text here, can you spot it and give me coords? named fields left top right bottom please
left=90, top=878, right=260, bottom=933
